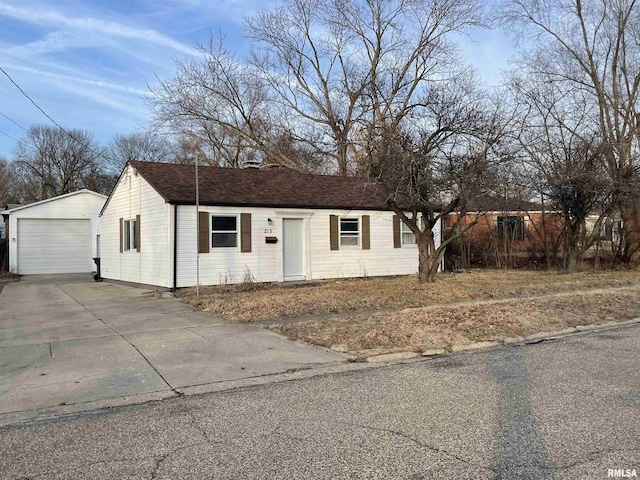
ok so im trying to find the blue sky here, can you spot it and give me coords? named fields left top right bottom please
left=0, top=0, right=515, bottom=159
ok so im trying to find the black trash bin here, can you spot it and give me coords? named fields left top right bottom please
left=93, top=257, right=103, bottom=282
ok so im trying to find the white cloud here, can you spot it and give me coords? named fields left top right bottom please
left=0, top=2, right=198, bottom=56
left=53, top=82, right=147, bottom=117
left=1, top=63, right=151, bottom=96
left=7, top=30, right=110, bottom=57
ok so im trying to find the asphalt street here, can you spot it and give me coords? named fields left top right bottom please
left=1, top=324, right=639, bottom=479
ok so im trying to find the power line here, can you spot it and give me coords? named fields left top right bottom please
left=0, top=67, right=72, bottom=134
left=0, top=128, right=45, bottom=159
left=0, top=66, right=117, bottom=165
left=0, top=128, right=20, bottom=143
left=0, top=111, right=29, bottom=133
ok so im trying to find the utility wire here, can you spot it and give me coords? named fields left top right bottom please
left=1, top=67, right=74, bottom=136
left=0, top=128, right=45, bottom=158
left=0, top=66, right=117, bottom=165
left=0, top=112, right=29, bottom=133
left=0, top=128, right=20, bottom=143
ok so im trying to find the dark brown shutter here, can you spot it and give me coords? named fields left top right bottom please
left=119, top=218, right=124, bottom=253
left=393, top=215, right=401, bottom=248
left=240, top=213, right=252, bottom=252
left=330, top=215, right=339, bottom=250
left=362, top=215, right=370, bottom=250
left=198, top=211, right=209, bottom=254
left=135, top=214, right=141, bottom=252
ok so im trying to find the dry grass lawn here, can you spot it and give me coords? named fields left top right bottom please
left=178, top=269, right=640, bottom=323
left=271, top=288, right=640, bottom=358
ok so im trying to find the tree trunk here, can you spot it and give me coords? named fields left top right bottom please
left=566, top=250, right=579, bottom=273
left=618, top=204, right=640, bottom=263
left=417, top=233, right=440, bottom=283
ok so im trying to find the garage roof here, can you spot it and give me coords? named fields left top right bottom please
left=2, top=189, right=106, bottom=215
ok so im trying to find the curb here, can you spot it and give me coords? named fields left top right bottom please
left=364, top=318, right=640, bottom=363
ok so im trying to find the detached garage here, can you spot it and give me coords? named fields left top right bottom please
left=3, top=190, right=106, bottom=275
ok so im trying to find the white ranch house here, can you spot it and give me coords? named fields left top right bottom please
left=98, top=161, right=442, bottom=288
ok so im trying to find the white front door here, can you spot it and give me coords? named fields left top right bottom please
left=283, top=218, right=305, bottom=280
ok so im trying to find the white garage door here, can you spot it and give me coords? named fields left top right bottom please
left=18, top=219, right=91, bottom=274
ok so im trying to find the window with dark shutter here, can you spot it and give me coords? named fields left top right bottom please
left=329, top=215, right=339, bottom=250
left=393, top=215, right=401, bottom=248
left=198, top=211, right=210, bottom=253
left=361, top=215, right=370, bottom=250
left=240, top=213, right=251, bottom=252
left=135, top=215, right=140, bottom=252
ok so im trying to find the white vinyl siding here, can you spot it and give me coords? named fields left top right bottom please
left=176, top=206, right=279, bottom=287
left=174, top=206, right=441, bottom=287
left=7, top=191, right=105, bottom=275
left=309, top=209, right=441, bottom=280
left=99, top=165, right=171, bottom=287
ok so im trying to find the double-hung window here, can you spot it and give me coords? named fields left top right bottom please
left=339, top=217, right=360, bottom=246
left=123, top=219, right=137, bottom=251
left=401, top=222, right=417, bottom=246
left=211, top=215, right=238, bottom=248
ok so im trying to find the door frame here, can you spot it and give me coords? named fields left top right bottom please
left=276, top=211, right=314, bottom=282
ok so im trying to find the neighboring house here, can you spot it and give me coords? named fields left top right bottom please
left=99, top=161, right=441, bottom=288
left=2, top=190, right=106, bottom=274
left=443, top=196, right=565, bottom=268
left=445, top=196, right=563, bottom=248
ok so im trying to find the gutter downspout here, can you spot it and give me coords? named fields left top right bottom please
left=173, top=204, right=178, bottom=291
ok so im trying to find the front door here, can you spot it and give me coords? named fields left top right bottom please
left=283, top=218, right=305, bottom=280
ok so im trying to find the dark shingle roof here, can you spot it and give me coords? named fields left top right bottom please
left=466, top=195, right=544, bottom=212
left=130, top=161, right=393, bottom=210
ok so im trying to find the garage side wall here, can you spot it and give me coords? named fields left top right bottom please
left=8, top=193, right=105, bottom=274
left=99, top=165, right=171, bottom=287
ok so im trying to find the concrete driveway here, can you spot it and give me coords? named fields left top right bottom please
left=0, top=275, right=343, bottom=420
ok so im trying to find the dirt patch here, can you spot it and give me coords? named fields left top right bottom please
left=271, top=288, right=640, bottom=358
left=178, top=269, right=640, bottom=322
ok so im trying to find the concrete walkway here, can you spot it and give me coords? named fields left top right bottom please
left=0, top=275, right=344, bottom=420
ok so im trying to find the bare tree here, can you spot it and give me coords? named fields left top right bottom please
left=363, top=88, right=511, bottom=281
left=501, top=0, right=640, bottom=262
left=150, top=38, right=282, bottom=170
left=0, top=157, right=20, bottom=206
left=12, top=125, right=105, bottom=200
left=150, top=0, right=495, bottom=281
left=151, top=0, right=489, bottom=179
left=106, top=132, right=177, bottom=173
left=509, top=72, right=613, bottom=271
